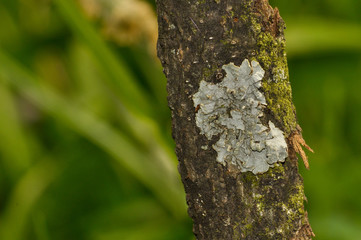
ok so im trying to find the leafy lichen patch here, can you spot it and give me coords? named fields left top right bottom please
left=193, top=59, right=288, bottom=174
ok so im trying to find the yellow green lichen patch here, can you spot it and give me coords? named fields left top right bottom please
left=196, top=60, right=288, bottom=174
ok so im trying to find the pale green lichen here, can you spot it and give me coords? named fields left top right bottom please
left=194, top=59, right=288, bottom=174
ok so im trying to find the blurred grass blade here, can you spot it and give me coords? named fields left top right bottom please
left=53, top=0, right=153, bottom=117
left=92, top=222, right=171, bottom=240
left=0, top=79, right=32, bottom=178
left=90, top=199, right=193, bottom=240
left=68, top=42, right=178, bottom=180
left=315, top=215, right=361, bottom=240
left=32, top=212, right=50, bottom=240
left=0, top=158, right=62, bottom=240
left=0, top=49, right=187, bottom=218
left=53, top=1, right=179, bottom=192
left=286, top=17, right=361, bottom=57
left=68, top=42, right=111, bottom=116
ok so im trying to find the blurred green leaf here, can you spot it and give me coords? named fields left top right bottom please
left=89, top=197, right=193, bottom=240
left=0, top=49, right=186, bottom=218
left=0, top=5, right=22, bottom=49
left=314, top=215, right=361, bottom=240
left=0, top=157, right=62, bottom=240
left=286, top=17, right=361, bottom=57
left=32, top=212, right=51, bottom=240
left=0, top=79, right=32, bottom=178
left=53, top=0, right=154, bottom=117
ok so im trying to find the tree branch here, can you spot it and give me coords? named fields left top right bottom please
left=156, top=0, right=314, bottom=239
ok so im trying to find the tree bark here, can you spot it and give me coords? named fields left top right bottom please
left=156, top=0, right=314, bottom=239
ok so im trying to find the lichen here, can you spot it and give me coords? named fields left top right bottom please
left=193, top=59, right=288, bottom=174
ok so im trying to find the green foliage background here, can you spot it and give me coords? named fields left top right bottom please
left=0, top=0, right=360, bottom=239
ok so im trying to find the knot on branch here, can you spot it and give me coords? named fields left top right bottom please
left=253, top=0, right=285, bottom=37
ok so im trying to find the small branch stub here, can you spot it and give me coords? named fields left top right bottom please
left=193, top=59, right=288, bottom=174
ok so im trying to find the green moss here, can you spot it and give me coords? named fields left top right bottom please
left=262, top=79, right=296, bottom=135
left=243, top=171, right=259, bottom=188
left=239, top=14, right=248, bottom=24
left=202, top=64, right=219, bottom=79
left=232, top=222, right=241, bottom=239
left=202, top=67, right=213, bottom=78
left=234, top=223, right=254, bottom=239
left=234, top=173, right=307, bottom=238
left=250, top=164, right=304, bottom=237
left=288, top=184, right=306, bottom=216
left=220, top=39, right=228, bottom=45
left=255, top=31, right=297, bottom=135
left=254, top=194, right=265, bottom=214
left=250, top=17, right=262, bottom=35
left=229, top=10, right=235, bottom=18
left=267, top=163, right=285, bottom=176
left=277, top=183, right=306, bottom=235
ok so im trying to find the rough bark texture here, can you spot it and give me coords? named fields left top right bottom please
left=156, top=0, right=314, bottom=239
